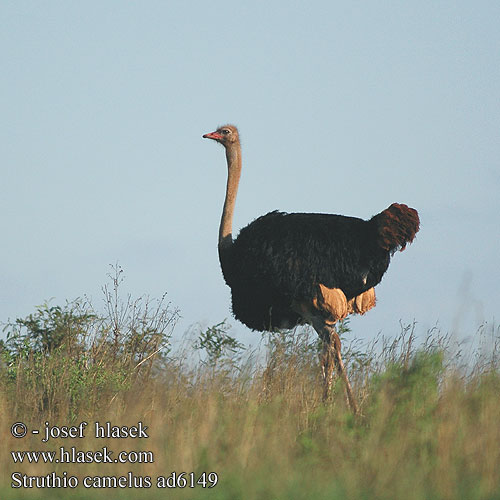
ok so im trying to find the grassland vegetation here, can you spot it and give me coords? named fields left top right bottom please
left=1, top=269, right=499, bottom=499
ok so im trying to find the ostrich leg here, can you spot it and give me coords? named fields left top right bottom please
left=318, top=324, right=359, bottom=414
left=320, top=333, right=335, bottom=400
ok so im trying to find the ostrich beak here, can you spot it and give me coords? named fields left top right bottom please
left=203, top=131, right=222, bottom=141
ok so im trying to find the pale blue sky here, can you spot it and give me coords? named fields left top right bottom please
left=1, top=1, right=499, bottom=347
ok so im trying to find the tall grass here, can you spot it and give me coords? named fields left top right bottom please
left=1, top=275, right=499, bottom=499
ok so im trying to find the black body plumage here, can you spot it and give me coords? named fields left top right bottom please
left=219, top=204, right=418, bottom=332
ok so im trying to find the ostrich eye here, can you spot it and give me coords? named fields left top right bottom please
left=221, top=129, right=230, bottom=135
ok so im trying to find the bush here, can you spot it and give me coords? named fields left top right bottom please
left=0, top=265, right=178, bottom=420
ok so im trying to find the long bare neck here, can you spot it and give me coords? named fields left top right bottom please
left=219, top=143, right=242, bottom=249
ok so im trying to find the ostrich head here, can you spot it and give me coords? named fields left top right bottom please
left=203, top=125, right=239, bottom=147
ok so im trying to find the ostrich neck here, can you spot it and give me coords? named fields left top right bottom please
left=219, top=144, right=242, bottom=249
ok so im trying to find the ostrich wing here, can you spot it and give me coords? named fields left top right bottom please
left=231, top=211, right=390, bottom=301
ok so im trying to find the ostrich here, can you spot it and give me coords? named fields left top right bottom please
left=203, top=124, right=419, bottom=413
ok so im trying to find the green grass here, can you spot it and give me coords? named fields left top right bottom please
left=1, top=280, right=499, bottom=499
